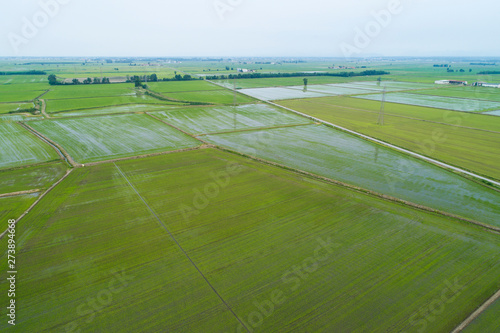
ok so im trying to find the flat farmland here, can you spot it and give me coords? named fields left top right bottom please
left=411, top=86, right=500, bottom=102
left=148, top=80, right=223, bottom=92
left=165, top=90, right=255, bottom=104
left=43, top=84, right=137, bottom=99
left=1, top=149, right=500, bottom=332
left=355, top=92, right=500, bottom=112
left=0, top=162, right=66, bottom=195
left=463, top=298, right=500, bottom=332
left=29, top=114, right=202, bottom=163
left=46, top=95, right=175, bottom=113
left=205, top=125, right=500, bottom=226
left=0, top=102, right=34, bottom=114
left=151, top=104, right=311, bottom=135
left=213, top=76, right=375, bottom=89
left=51, top=104, right=183, bottom=118
left=0, top=122, right=60, bottom=169
left=239, top=87, right=330, bottom=100
left=287, top=84, right=375, bottom=95
left=0, top=193, right=40, bottom=221
left=278, top=96, right=500, bottom=179
left=0, top=90, right=46, bottom=103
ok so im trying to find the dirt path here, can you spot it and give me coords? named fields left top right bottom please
left=40, top=99, right=50, bottom=118
left=19, top=122, right=79, bottom=167
left=451, top=288, right=500, bottom=332
left=0, top=189, right=41, bottom=198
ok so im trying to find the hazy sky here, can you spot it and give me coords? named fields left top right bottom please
left=1, top=0, right=499, bottom=57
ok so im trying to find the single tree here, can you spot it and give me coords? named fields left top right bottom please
left=48, top=74, right=58, bottom=85
left=303, top=78, right=308, bottom=86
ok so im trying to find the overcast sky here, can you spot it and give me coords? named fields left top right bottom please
left=1, top=0, right=499, bottom=57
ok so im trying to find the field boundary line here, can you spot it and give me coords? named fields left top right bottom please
left=0, top=169, right=73, bottom=240
left=262, top=101, right=500, bottom=187
left=39, top=99, right=50, bottom=118
left=33, top=89, right=50, bottom=101
left=299, top=99, right=500, bottom=134
left=0, top=189, right=41, bottom=198
left=197, top=122, right=313, bottom=136
left=19, top=122, right=78, bottom=167
left=145, top=112, right=209, bottom=143
left=113, top=163, right=251, bottom=332
left=451, top=287, right=500, bottom=332
left=214, top=145, right=500, bottom=234
left=82, top=146, right=210, bottom=167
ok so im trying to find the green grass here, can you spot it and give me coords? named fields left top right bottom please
left=278, top=96, right=500, bottom=179
left=0, top=122, right=60, bottom=169
left=164, top=90, right=255, bottom=104
left=29, top=114, right=202, bottom=163
left=46, top=95, right=176, bottom=112
left=463, top=298, right=500, bottom=332
left=0, top=102, right=34, bottom=114
left=43, top=83, right=137, bottom=99
left=147, top=80, right=223, bottom=92
left=0, top=162, right=67, bottom=195
left=0, top=193, right=40, bottom=221
left=1, top=149, right=500, bottom=332
left=0, top=90, right=46, bottom=103
left=205, top=124, right=500, bottom=226
left=151, top=104, right=311, bottom=135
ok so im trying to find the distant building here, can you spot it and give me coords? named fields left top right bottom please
left=473, top=82, right=500, bottom=88
left=434, top=80, right=467, bottom=85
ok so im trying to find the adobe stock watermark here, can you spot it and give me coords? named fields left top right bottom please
left=214, top=0, right=243, bottom=21
left=340, top=0, right=403, bottom=58
left=408, top=278, right=465, bottom=333
left=234, top=236, right=341, bottom=332
left=64, top=268, right=135, bottom=333
left=179, top=161, right=244, bottom=221
left=8, top=0, right=73, bottom=54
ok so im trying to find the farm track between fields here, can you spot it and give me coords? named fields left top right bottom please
left=0, top=169, right=73, bottom=240
left=0, top=189, right=40, bottom=198
left=33, top=90, right=50, bottom=100
left=452, top=287, right=500, bottom=332
left=113, top=162, right=251, bottom=332
left=39, top=99, right=50, bottom=118
left=19, top=122, right=77, bottom=167
left=297, top=99, right=500, bottom=134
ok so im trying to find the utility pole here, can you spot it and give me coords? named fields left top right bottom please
left=233, top=75, right=237, bottom=130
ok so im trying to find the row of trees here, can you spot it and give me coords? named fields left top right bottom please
left=204, top=70, right=390, bottom=80
left=1, top=70, right=46, bottom=75
left=48, top=74, right=111, bottom=85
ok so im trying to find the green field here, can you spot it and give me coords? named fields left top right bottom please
left=164, top=90, right=256, bottom=105
left=278, top=96, right=500, bottom=179
left=43, top=84, right=137, bottom=99
left=29, top=114, right=202, bottom=163
left=148, top=80, right=223, bottom=92
left=0, top=122, right=60, bottom=169
left=0, top=193, right=40, bottom=222
left=151, top=104, right=311, bottom=135
left=464, top=298, right=500, bottom=332
left=205, top=124, right=500, bottom=226
left=0, top=102, right=34, bottom=114
left=1, top=149, right=500, bottom=332
left=0, top=162, right=67, bottom=195
left=46, top=95, right=175, bottom=113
